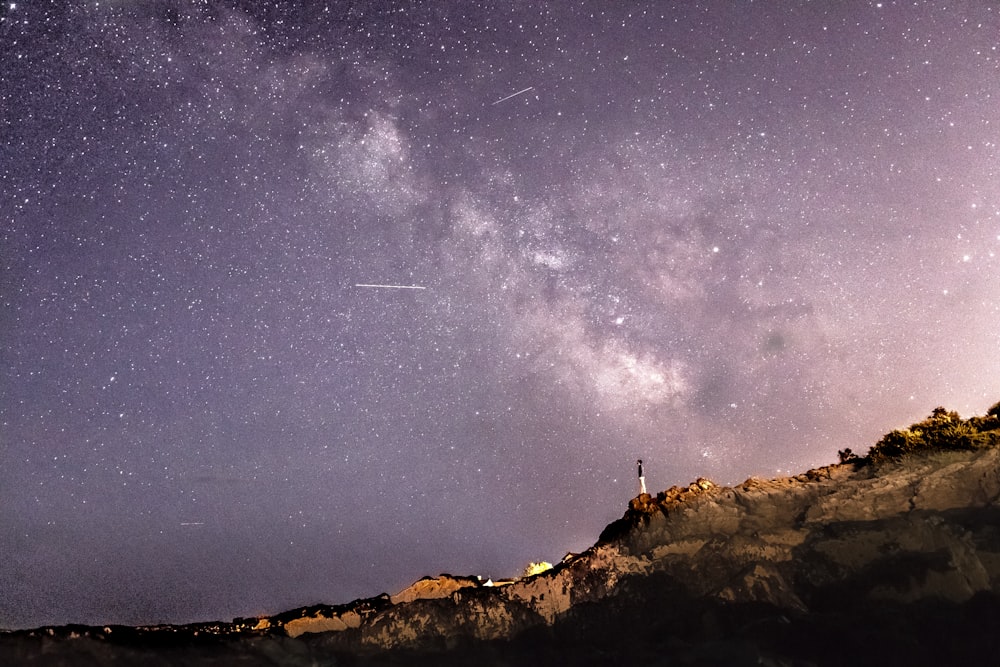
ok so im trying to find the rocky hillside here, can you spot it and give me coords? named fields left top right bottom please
left=5, top=405, right=1000, bottom=666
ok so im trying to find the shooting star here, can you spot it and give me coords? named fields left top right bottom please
left=492, top=86, right=534, bottom=105
left=180, top=522, right=205, bottom=526
left=355, top=283, right=427, bottom=290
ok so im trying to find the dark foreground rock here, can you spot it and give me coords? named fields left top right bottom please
left=6, top=445, right=1000, bottom=666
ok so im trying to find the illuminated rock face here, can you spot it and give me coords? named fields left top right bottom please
left=252, top=449, right=1000, bottom=651
left=602, top=447, right=1000, bottom=607
left=389, top=574, right=483, bottom=605
left=300, top=447, right=1000, bottom=655
left=8, top=448, right=1000, bottom=664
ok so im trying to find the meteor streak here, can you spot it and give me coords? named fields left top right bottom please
left=492, top=86, right=534, bottom=105
left=355, top=283, right=427, bottom=290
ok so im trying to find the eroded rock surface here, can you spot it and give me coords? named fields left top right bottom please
left=8, top=447, right=1000, bottom=665
left=338, top=448, right=1000, bottom=655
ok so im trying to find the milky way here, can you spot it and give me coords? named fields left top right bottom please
left=2, top=1, right=999, bottom=628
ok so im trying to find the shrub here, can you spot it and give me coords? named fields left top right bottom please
left=869, top=429, right=925, bottom=464
left=838, top=448, right=860, bottom=463
left=866, top=401, right=1000, bottom=464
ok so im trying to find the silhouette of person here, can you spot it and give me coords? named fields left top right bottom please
left=637, top=459, right=647, bottom=495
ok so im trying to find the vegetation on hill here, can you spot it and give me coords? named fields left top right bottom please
left=850, top=401, right=1000, bottom=465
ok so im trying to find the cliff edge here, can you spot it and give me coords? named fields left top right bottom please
left=6, top=404, right=1000, bottom=665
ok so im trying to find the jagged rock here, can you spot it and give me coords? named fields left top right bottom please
left=389, top=574, right=482, bottom=605
left=715, top=562, right=807, bottom=611
left=344, top=447, right=1000, bottom=654
left=359, top=589, right=542, bottom=650
left=267, top=594, right=392, bottom=639
left=9, top=443, right=1000, bottom=665
left=628, top=492, right=654, bottom=511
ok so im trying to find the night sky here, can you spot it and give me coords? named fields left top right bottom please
left=3, top=1, right=999, bottom=629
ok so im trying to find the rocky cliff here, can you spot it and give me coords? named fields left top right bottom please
left=6, top=407, right=1000, bottom=666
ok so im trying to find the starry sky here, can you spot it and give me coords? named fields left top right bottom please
left=2, top=0, right=1000, bottom=629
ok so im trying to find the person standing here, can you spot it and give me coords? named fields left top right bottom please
left=637, top=459, right=647, bottom=495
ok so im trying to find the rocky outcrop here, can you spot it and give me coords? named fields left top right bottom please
left=324, top=447, right=1000, bottom=659
left=263, top=594, right=391, bottom=639
left=292, top=446, right=1000, bottom=657
left=389, top=574, right=483, bottom=605
left=8, top=441, right=1000, bottom=665
left=601, top=448, right=1000, bottom=609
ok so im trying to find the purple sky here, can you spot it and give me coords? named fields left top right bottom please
left=2, top=1, right=999, bottom=629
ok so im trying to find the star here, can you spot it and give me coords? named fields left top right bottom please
left=2, top=0, right=999, bottom=630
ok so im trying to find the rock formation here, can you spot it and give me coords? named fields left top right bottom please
left=5, top=406, right=1000, bottom=665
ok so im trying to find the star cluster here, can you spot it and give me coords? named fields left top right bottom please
left=2, top=1, right=999, bottom=628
